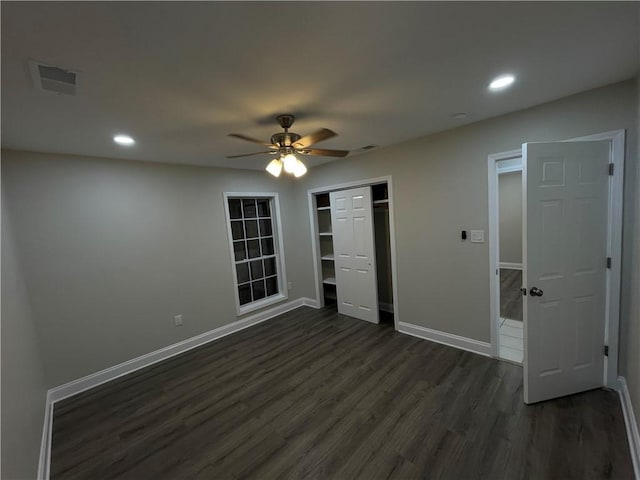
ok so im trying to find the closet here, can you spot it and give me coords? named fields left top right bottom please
left=312, top=182, right=393, bottom=324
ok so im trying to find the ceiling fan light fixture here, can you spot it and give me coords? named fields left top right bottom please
left=293, top=159, right=307, bottom=178
left=228, top=114, right=349, bottom=178
left=266, top=158, right=283, bottom=177
left=283, top=153, right=298, bottom=174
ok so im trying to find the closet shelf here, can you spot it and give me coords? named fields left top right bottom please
left=317, top=206, right=331, bottom=211
left=319, top=232, right=333, bottom=236
left=373, top=199, right=389, bottom=205
left=323, top=277, right=336, bottom=285
left=321, top=254, right=335, bottom=261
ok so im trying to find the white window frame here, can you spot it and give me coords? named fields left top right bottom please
left=223, top=192, right=288, bottom=315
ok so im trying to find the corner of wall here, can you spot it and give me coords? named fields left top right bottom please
left=1, top=175, right=49, bottom=479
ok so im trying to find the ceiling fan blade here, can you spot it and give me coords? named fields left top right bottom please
left=301, top=148, right=350, bottom=158
left=293, top=128, right=337, bottom=148
left=228, top=133, right=277, bottom=148
left=226, top=151, right=273, bottom=159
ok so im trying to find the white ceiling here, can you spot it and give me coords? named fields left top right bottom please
left=2, top=2, right=638, bottom=170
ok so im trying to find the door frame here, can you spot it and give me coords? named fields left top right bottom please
left=307, top=175, right=400, bottom=329
left=487, top=129, right=626, bottom=389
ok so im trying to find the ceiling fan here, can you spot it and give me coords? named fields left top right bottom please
left=227, top=114, right=350, bottom=178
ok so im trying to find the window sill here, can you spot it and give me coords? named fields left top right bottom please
left=237, top=292, right=288, bottom=316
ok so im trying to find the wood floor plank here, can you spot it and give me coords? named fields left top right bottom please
left=50, top=306, right=634, bottom=480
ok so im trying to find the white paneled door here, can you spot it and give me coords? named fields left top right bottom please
left=523, top=141, right=610, bottom=404
left=330, top=187, right=379, bottom=324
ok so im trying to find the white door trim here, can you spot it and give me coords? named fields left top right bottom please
left=487, top=129, right=625, bottom=388
left=497, top=164, right=523, bottom=174
left=307, top=175, right=400, bottom=329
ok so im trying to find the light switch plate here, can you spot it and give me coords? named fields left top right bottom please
left=470, top=230, right=485, bottom=243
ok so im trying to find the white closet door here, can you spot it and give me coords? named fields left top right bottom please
left=523, top=140, right=609, bottom=404
left=330, top=187, right=379, bottom=324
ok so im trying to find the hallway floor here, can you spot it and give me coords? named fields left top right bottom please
left=500, top=268, right=522, bottom=321
left=499, top=317, right=523, bottom=364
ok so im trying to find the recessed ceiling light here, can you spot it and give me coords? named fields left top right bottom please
left=113, top=134, right=135, bottom=146
left=489, top=74, right=515, bottom=91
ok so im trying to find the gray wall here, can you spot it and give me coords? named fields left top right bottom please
left=2, top=171, right=47, bottom=479
left=293, top=80, right=638, bottom=343
left=498, top=172, right=523, bottom=265
left=2, top=80, right=637, bottom=395
left=621, top=74, right=640, bottom=435
left=1, top=151, right=309, bottom=387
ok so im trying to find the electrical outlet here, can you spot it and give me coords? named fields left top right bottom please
left=174, top=314, right=183, bottom=327
left=287, top=281, right=293, bottom=291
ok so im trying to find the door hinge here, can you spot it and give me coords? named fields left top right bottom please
left=607, top=257, right=612, bottom=269
left=609, top=163, right=614, bottom=176
left=604, top=345, right=609, bottom=357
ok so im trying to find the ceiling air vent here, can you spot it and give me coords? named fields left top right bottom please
left=29, top=61, right=78, bottom=96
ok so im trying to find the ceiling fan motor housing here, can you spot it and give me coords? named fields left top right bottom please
left=271, top=132, right=301, bottom=148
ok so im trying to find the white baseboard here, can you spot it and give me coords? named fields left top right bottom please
left=618, top=376, right=640, bottom=479
left=397, top=321, right=492, bottom=357
left=39, top=297, right=314, bottom=479
left=379, top=302, right=394, bottom=314
left=302, top=297, right=320, bottom=309
left=48, top=297, right=313, bottom=403
left=499, top=262, right=523, bottom=270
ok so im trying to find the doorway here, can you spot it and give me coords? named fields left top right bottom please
left=495, top=158, right=524, bottom=364
left=488, top=130, right=625, bottom=401
left=308, top=176, right=399, bottom=329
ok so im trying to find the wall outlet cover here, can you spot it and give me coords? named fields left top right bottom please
left=470, top=230, right=485, bottom=243
left=174, top=314, right=183, bottom=326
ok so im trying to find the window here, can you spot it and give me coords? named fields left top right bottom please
left=224, top=193, right=287, bottom=314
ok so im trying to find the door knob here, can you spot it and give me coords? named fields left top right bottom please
left=529, top=287, right=544, bottom=297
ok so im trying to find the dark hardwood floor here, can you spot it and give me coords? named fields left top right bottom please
left=500, top=268, right=523, bottom=321
left=50, top=307, right=633, bottom=479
